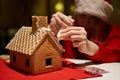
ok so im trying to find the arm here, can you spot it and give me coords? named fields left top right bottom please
left=86, top=25, right=120, bottom=62
left=87, top=40, right=120, bottom=63
left=56, top=26, right=120, bottom=63
left=87, top=26, right=120, bottom=63
left=49, top=12, right=120, bottom=63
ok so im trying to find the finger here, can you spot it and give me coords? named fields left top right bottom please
left=59, top=27, right=85, bottom=38
left=68, top=15, right=72, bottom=19
left=70, top=35, right=87, bottom=42
left=57, top=29, right=71, bottom=40
left=52, top=13, right=69, bottom=29
left=50, top=18, right=60, bottom=30
left=60, top=27, right=85, bottom=34
left=68, top=15, right=74, bottom=23
left=73, top=40, right=86, bottom=47
left=57, top=30, right=82, bottom=41
left=49, top=21, right=59, bottom=35
left=72, top=41, right=80, bottom=47
left=57, top=12, right=74, bottom=26
left=56, top=27, right=86, bottom=41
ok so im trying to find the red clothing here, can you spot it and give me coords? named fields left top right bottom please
left=63, top=25, right=120, bottom=63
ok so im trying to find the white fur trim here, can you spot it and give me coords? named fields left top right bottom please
left=75, top=0, right=113, bottom=21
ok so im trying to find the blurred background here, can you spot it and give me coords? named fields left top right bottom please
left=0, top=0, right=120, bottom=55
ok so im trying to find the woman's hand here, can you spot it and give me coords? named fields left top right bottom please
left=58, top=26, right=99, bottom=56
left=49, top=12, right=74, bottom=35
left=49, top=12, right=98, bottom=56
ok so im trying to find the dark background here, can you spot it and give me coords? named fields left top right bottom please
left=0, top=0, right=120, bottom=54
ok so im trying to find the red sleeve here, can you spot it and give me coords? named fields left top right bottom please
left=87, top=41, right=120, bottom=62
left=87, top=25, right=120, bottom=63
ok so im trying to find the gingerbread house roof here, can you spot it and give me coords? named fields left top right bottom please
left=6, top=26, right=65, bottom=55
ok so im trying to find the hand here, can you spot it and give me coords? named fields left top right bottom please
left=58, top=26, right=99, bottom=56
left=49, top=12, right=74, bottom=35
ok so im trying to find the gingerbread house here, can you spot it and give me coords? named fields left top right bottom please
left=5, top=16, right=65, bottom=75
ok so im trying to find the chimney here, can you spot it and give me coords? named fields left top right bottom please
left=32, top=16, right=48, bottom=33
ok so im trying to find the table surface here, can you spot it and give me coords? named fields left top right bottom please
left=0, top=55, right=120, bottom=80
left=66, top=58, right=120, bottom=80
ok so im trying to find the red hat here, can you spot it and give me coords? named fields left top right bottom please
left=104, top=0, right=111, bottom=3
left=75, top=0, right=113, bottom=22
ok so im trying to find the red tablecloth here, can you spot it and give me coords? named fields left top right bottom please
left=0, top=58, right=101, bottom=80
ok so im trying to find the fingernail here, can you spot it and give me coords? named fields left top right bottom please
left=70, top=19, right=74, bottom=23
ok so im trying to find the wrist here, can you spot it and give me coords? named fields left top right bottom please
left=77, top=40, right=99, bottom=56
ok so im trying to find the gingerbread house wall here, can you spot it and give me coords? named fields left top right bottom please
left=9, top=34, right=62, bottom=75
left=32, top=36, right=62, bottom=74
left=10, top=51, right=34, bottom=74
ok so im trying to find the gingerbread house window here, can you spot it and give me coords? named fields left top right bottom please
left=13, top=55, right=16, bottom=62
left=26, top=59, right=30, bottom=67
left=46, top=57, right=52, bottom=67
